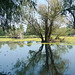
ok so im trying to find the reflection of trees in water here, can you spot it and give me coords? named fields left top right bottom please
left=0, top=42, right=25, bottom=50
left=27, top=41, right=32, bottom=47
left=0, top=42, right=5, bottom=48
left=12, top=44, right=71, bottom=75
left=0, top=41, right=72, bottom=50
left=12, top=44, right=44, bottom=75
left=0, top=41, right=35, bottom=50
left=7, top=42, right=25, bottom=50
left=45, top=44, right=69, bottom=75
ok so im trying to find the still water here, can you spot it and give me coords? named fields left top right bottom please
left=0, top=41, right=75, bottom=75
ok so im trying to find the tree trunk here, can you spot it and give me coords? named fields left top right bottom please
left=48, top=20, right=53, bottom=42
left=40, top=33, right=44, bottom=42
left=44, top=19, right=53, bottom=43
left=73, top=17, right=75, bottom=29
left=45, top=19, right=49, bottom=42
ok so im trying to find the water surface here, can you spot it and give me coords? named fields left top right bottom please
left=0, top=41, right=75, bottom=75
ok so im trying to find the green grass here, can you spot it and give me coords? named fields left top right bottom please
left=61, top=36, right=75, bottom=44
left=0, top=38, right=41, bottom=42
left=51, top=35, right=75, bottom=44
left=0, top=36, right=75, bottom=45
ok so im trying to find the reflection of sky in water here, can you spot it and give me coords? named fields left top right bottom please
left=0, top=42, right=42, bottom=74
left=63, top=46, right=75, bottom=75
left=0, top=42, right=75, bottom=75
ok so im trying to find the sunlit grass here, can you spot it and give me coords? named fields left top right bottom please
left=51, top=36, right=75, bottom=45
left=0, top=38, right=41, bottom=42
left=64, top=37, right=75, bottom=44
left=0, top=36, right=75, bottom=45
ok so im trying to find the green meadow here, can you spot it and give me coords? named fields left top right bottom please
left=0, top=36, right=75, bottom=45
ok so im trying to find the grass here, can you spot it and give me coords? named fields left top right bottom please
left=0, top=38, right=41, bottom=42
left=62, top=36, right=75, bottom=44
left=0, top=36, right=75, bottom=45
left=51, top=35, right=75, bottom=45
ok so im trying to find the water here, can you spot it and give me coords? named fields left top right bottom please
left=0, top=41, right=75, bottom=75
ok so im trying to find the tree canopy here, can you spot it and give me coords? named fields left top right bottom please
left=62, top=0, right=75, bottom=29
left=26, top=0, right=68, bottom=42
left=0, top=0, right=36, bottom=31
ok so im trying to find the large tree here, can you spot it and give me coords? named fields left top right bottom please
left=27, top=0, right=67, bottom=42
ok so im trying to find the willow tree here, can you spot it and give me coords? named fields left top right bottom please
left=27, top=0, right=66, bottom=42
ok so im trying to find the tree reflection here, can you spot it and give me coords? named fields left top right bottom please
left=12, top=44, right=70, bottom=75
left=0, top=42, right=25, bottom=50
left=7, top=42, right=25, bottom=50
left=44, top=44, right=69, bottom=75
left=27, top=41, right=32, bottom=47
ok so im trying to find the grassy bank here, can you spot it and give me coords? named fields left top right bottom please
left=61, top=36, right=75, bottom=44
left=0, top=36, right=75, bottom=45
left=0, top=38, right=41, bottom=42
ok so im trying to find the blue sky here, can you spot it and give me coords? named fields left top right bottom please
left=37, top=0, right=47, bottom=5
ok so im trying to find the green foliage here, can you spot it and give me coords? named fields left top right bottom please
left=66, top=28, right=75, bottom=36
left=0, top=0, right=36, bottom=31
left=0, top=0, right=19, bottom=30
left=53, top=26, right=75, bottom=38
left=0, top=25, right=6, bottom=36
left=26, top=24, right=44, bottom=35
left=63, top=0, right=75, bottom=29
left=26, top=25, right=35, bottom=35
left=8, top=25, right=24, bottom=38
left=52, top=27, right=67, bottom=39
